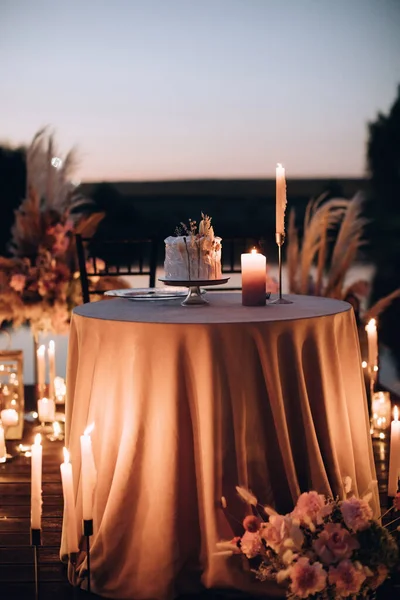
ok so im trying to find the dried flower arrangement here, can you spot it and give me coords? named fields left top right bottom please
left=218, top=482, right=400, bottom=599
left=0, top=128, right=105, bottom=335
left=286, top=193, right=400, bottom=323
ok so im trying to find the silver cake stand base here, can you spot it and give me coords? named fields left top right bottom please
left=159, top=278, right=230, bottom=306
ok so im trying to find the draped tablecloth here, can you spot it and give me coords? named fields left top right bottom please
left=61, top=293, right=378, bottom=600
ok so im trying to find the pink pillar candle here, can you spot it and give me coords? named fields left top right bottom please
left=241, top=250, right=267, bottom=306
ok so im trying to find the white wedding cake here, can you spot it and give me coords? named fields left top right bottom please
left=164, top=214, right=222, bottom=280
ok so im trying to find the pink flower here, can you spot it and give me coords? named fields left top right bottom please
left=292, top=491, right=331, bottom=526
left=313, top=523, right=359, bottom=564
left=289, top=557, right=326, bottom=598
left=328, top=559, right=366, bottom=596
left=10, top=274, right=26, bottom=293
left=243, top=515, right=260, bottom=533
left=394, top=493, right=400, bottom=511
left=261, top=515, right=304, bottom=554
left=240, top=531, right=263, bottom=559
left=340, top=496, right=373, bottom=532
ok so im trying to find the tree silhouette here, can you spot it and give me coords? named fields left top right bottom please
left=366, top=84, right=400, bottom=372
left=0, top=145, right=26, bottom=255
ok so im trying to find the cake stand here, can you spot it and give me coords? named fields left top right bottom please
left=159, top=277, right=230, bottom=306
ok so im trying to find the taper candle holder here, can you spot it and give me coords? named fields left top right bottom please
left=270, top=233, right=293, bottom=304
left=83, top=519, right=93, bottom=593
left=31, top=528, right=42, bottom=600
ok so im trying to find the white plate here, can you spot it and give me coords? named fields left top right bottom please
left=104, top=288, right=187, bottom=300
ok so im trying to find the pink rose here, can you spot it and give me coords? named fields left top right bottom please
left=313, top=523, right=359, bottom=564
left=292, top=491, right=331, bottom=526
left=243, top=515, right=260, bottom=533
left=10, top=274, right=26, bottom=293
left=289, top=557, right=326, bottom=598
left=340, top=496, right=373, bottom=532
left=328, top=559, right=366, bottom=596
left=261, top=515, right=304, bottom=554
left=240, top=531, right=263, bottom=559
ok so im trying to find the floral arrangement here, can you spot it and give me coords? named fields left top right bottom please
left=175, top=213, right=218, bottom=246
left=0, top=128, right=105, bottom=336
left=219, top=482, right=399, bottom=599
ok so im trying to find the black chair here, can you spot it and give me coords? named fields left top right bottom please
left=76, top=234, right=158, bottom=303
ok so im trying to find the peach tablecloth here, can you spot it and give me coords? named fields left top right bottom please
left=61, top=293, right=378, bottom=599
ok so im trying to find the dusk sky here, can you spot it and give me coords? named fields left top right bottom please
left=1, top=0, right=399, bottom=181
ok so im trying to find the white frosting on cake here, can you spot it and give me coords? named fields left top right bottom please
left=164, top=234, right=222, bottom=281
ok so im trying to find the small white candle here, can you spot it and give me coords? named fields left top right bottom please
left=276, top=163, right=287, bottom=235
left=38, top=397, right=55, bottom=423
left=0, top=408, right=19, bottom=428
left=31, top=434, right=42, bottom=530
left=365, top=319, right=378, bottom=372
left=37, top=344, right=46, bottom=394
left=60, top=447, right=79, bottom=554
left=48, top=340, right=56, bottom=400
left=0, top=424, right=7, bottom=461
left=80, top=423, right=97, bottom=521
left=241, top=249, right=267, bottom=306
left=388, top=406, right=400, bottom=496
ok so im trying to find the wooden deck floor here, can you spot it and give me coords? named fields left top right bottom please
left=0, top=419, right=399, bottom=600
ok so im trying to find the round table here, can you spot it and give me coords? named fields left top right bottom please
left=61, top=293, right=378, bottom=600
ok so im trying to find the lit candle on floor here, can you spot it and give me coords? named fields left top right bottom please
left=48, top=340, right=56, bottom=399
left=0, top=408, right=19, bottom=427
left=60, top=448, right=79, bottom=554
left=38, top=397, right=55, bottom=423
left=80, top=424, right=97, bottom=521
left=388, top=406, right=400, bottom=496
left=365, top=319, right=378, bottom=372
left=241, top=249, right=267, bottom=306
left=31, top=434, right=42, bottom=530
left=0, top=424, right=6, bottom=461
left=37, top=345, right=46, bottom=395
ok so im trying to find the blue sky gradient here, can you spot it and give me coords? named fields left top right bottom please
left=1, top=0, right=399, bottom=181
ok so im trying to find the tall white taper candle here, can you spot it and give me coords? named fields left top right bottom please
left=31, top=434, right=42, bottom=530
left=276, top=163, right=287, bottom=235
left=60, top=448, right=79, bottom=553
left=388, top=406, right=400, bottom=496
left=48, top=340, right=56, bottom=399
left=80, top=424, right=97, bottom=521
left=37, top=344, right=46, bottom=394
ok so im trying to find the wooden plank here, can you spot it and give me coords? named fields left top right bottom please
left=0, top=545, right=62, bottom=564
left=0, top=503, right=62, bottom=518
left=0, top=562, right=67, bottom=582
left=0, top=516, right=62, bottom=532
left=0, top=530, right=61, bottom=546
left=0, top=482, right=62, bottom=495
left=0, top=582, right=76, bottom=600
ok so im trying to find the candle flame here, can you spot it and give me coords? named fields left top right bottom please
left=361, top=361, right=367, bottom=369
left=37, top=345, right=45, bottom=357
left=53, top=421, right=61, bottom=435
left=84, top=422, right=95, bottom=436
left=251, top=248, right=257, bottom=255
left=394, top=406, right=399, bottom=422
left=365, top=319, right=377, bottom=333
left=48, top=340, right=55, bottom=352
left=277, top=162, right=283, bottom=168
left=63, top=447, right=70, bottom=463
left=34, top=433, right=41, bottom=445
left=41, top=397, right=49, bottom=404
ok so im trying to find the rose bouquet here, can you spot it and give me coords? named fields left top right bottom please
left=219, top=484, right=399, bottom=599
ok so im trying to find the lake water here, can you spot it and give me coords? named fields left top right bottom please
left=3, top=262, right=398, bottom=396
